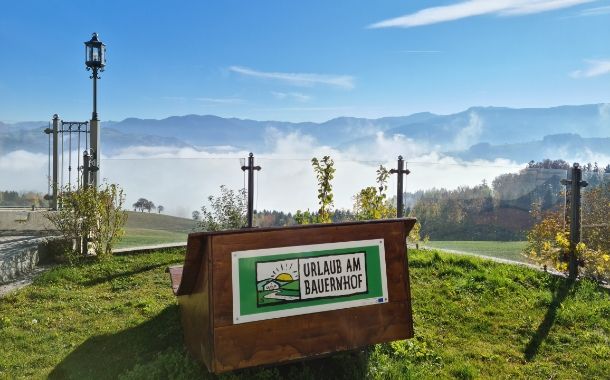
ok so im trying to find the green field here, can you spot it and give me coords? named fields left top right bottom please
left=117, top=228, right=188, bottom=248
left=423, top=241, right=530, bottom=263
left=117, top=211, right=195, bottom=248
left=1, top=248, right=609, bottom=379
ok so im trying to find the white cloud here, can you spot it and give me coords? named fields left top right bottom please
left=0, top=151, right=52, bottom=192
left=599, top=103, right=610, bottom=120
left=571, top=59, right=610, bottom=78
left=368, top=0, right=595, bottom=28
left=271, top=91, right=312, bottom=102
left=0, top=136, right=528, bottom=218
left=576, top=5, right=610, bottom=16
left=453, top=112, right=484, bottom=150
left=196, top=97, right=245, bottom=104
left=500, top=0, right=596, bottom=15
left=229, top=66, right=355, bottom=89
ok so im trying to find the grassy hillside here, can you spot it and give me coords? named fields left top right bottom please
left=125, top=211, right=195, bottom=233
left=118, top=211, right=196, bottom=248
left=423, top=241, right=529, bottom=263
left=0, top=249, right=608, bottom=379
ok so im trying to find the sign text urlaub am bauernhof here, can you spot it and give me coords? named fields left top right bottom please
left=232, top=239, right=388, bottom=324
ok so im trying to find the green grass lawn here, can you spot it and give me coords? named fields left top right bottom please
left=116, top=211, right=196, bottom=248
left=423, top=241, right=530, bottom=263
left=124, top=211, right=196, bottom=232
left=1, top=249, right=609, bottom=379
left=117, top=228, right=187, bottom=248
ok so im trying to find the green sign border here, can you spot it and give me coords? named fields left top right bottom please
left=232, top=239, right=388, bottom=324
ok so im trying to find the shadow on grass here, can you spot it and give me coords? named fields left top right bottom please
left=81, top=261, right=177, bottom=287
left=48, top=305, right=185, bottom=380
left=524, top=278, right=574, bottom=361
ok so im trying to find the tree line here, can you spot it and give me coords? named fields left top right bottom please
left=132, top=198, right=164, bottom=213
left=0, top=190, right=49, bottom=208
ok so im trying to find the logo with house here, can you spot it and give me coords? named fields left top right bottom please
left=256, top=259, right=301, bottom=306
left=255, top=252, right=369, bottom=307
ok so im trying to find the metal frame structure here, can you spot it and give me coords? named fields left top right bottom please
left=44, top=115, right=96, bottom=210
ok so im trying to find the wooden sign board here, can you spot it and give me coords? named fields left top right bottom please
left=169, top=218, right=416, bottom=373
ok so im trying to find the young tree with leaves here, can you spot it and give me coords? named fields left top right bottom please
left=353, top=165, right=396, bottom=220
left=311, top=156, right=335, bottom=224
left=197, top=185, right=247, bottom=231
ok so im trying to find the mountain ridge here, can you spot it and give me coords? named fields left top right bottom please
left=2, top=103, right=608, bottom=162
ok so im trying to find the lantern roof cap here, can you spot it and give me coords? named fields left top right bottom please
left=85, top=33, right=105, bottom=46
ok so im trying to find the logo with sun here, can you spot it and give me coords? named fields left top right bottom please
left=256, top=259, right=301, bottom=306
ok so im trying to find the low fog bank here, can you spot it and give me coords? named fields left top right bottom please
left=2, top=129, right=608, bottom=218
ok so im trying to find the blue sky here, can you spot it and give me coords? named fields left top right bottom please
left=1, top=0, right=609, bottom=122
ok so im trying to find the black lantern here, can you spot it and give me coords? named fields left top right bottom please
left=84, top=32, right=106, bottom=70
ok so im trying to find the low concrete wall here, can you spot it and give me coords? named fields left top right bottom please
left=0, top=236, right=53, bottom=284
left=0, top=210, right=56, bottom=234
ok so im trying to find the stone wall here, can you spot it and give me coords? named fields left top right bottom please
left=0, top=236, right=52, bottom=284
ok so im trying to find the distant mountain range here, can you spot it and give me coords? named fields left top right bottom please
left=2, top=103, right=609, bottom=163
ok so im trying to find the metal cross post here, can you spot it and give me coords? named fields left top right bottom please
left=560, top=163, right=588, bottom=279
left=390, top=155, right=411, bottom=218
left=44, top=114, right=60, bottom=210
left=82, top=150, right=91, bottom=189
left=241, top=153, right=261, bottom=228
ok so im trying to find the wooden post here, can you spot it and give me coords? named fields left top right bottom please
left=390, top=155, right=410, bottom=218
left=240, top=153, right=261, bottom=228
left=561, top=163, right=588, bottom=279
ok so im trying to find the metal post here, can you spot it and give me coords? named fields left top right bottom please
left=83, top=150, right=90, bottom=189
left=89, top=119, right=99, bottom=188
left=81, top=150, right=91, bottom=256
left=561, top=163, right=588, bottom=279
left=52, top=114, right=59, bottom=210
left=241, top=153, right=261, bottom=228
left=90, top=67, right=100, bottom=188
left=390, top=155, right=410, bottom=218
left=92, top=68, right=98, bottom=121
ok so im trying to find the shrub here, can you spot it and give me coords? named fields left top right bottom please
left=197, top=185, right=247, bottom=231
left=45, top=183, right=127, bottom=262
left=353, top=165, right=395, bottom=220
left=525, top=196, right=610, bottom=281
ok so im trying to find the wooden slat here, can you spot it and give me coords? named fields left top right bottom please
left=189, top=218, right=415, bottom=239
left=176, top=235, right=205, bottom=296
left=178, top=236, right=214, bottom=371
left=212, top=302, right=413, bottom=373
left=167, top=265, right=183, bottom=295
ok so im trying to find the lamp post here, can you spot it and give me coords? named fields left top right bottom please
left=84, top=32, right=106, bottom=187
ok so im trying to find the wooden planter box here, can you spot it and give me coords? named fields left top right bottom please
left=169, top=218, right=416, bottom=373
